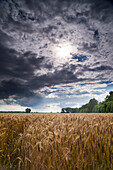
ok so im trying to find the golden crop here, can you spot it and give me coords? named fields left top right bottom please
left=0, top=113, right=113, bottom=170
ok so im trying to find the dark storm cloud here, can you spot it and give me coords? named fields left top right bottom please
left=0, top=45, right=45, bottom=105
left=0, top=45, right=44, bottom=80
left=29, top=66, right=87, bottom=91
left=0, top=79, right=32, bottom=99
left=0, top=78, right=42, bottom=107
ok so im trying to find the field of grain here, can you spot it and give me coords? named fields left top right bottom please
left=0, top=113, right=113, bottom=170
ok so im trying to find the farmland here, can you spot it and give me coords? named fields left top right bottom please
left=0, top=113, right=113, bottom=170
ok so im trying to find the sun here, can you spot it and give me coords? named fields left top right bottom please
left=53, top=43, right=78, bottom=65
left=56, top=44, right=73, bottom=59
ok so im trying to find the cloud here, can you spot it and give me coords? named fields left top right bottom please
left=0, top=0, right=113, bottom=110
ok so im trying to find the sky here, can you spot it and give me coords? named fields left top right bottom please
left=0, top=0, right=113, bottom=112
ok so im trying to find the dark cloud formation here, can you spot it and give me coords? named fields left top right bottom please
left=0, top=45, right=43, bottom=106
left=0, top=0, right=113, bottom=110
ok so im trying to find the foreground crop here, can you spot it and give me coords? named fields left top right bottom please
left=0, top=113, right=113, bottom=170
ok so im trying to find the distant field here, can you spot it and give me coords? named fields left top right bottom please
left=0, top=113, right=113, bottom=170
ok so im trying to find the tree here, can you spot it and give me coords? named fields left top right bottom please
left=61, top=92, right=113, bottom=113
left=79, top=98, right=98, bottom=113
left=105, top=91, right=113, bottom=102
left=88, top=98, right=98, bottom=113
left=25, top=108, right=31, bottom=113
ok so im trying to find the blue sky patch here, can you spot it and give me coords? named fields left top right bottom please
left=72, top=55, right=87, bottom=62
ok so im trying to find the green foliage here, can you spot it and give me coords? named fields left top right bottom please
left=105, top=91, right=113, bottom=102
left=62, top=91, right=113, bottom=113
left=62, top=98, right=98, bottom=113
left=80, top=98, right=98, bottom=113
left=61, top=107, right=79, bottom=113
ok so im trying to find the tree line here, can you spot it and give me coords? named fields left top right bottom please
left=61, top=91, right=113, bottom=113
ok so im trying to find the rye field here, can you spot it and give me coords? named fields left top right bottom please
left=0, top=113, right=113, bottom=170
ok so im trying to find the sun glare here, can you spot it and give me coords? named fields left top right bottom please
left=56, top=44, right=73, bottom=59
left=53, top=43, right=78, bottom=65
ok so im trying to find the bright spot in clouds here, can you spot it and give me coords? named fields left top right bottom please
left=52, top=43, right=78, bottom=66
left=57, top=45, right=72, bottom=58
left=55, top=43, right=75, bottom=60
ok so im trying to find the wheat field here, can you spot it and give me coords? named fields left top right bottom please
left=0, top=113, right=113, bottom=170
